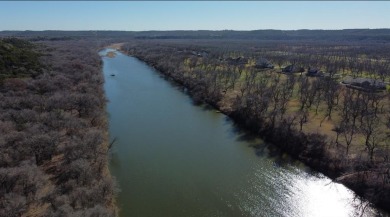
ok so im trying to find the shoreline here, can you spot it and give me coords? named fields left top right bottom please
left=116, top=48, right=389, bottom=214
left=99, top=48, right=119, bottom=216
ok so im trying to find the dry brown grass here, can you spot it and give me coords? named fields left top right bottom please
left=216, top=69, right=390, bottom=159
left=106, top=43, right=124, bottom=50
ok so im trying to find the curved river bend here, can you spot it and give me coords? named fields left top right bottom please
left=100, top=49, right=385, bottom=217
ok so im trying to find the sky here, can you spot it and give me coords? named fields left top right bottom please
left=0, top=1, right=389, bottom=31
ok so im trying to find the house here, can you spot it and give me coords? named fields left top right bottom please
left=189, top=50, right=208, bottom=57
left=255, top=58, right=274, bottom=69
left=282, top=65, right=304, bottom=73
left=226, top=56, right=247, bottom=66
left=306, top=67, right=324, bottom=77
left=341, top=76, right=386, bottom=92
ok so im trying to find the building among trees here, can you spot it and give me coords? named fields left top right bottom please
left=342, top=76, right=386, bottom=91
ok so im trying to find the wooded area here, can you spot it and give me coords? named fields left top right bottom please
left=0, top=38, right=116, bottom=217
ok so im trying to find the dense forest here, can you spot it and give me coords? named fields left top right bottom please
left=119, top=38, right=390, bottom=211
left=0, top=38, right=116, bottom=216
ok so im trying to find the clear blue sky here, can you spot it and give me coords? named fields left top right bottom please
left=0, top=1, right=389, bottom=31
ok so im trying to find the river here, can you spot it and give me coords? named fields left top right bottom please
left=100, top=49, right=385, bottom=217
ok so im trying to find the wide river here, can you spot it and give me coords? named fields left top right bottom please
left=100, top=49, right=385, bottom=217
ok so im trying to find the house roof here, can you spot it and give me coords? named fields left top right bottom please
left=282, top=65, right=303, bottom=73
left=342, top=76, right=386, bottom=90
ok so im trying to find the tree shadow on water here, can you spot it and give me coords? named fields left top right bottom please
left=228, top=119, right=302, bottom=169
left=200, top=104, right=216, bottom=112
left=227, top=118, right=259, bottom=143
left=108, top=149, right=121, bottom=169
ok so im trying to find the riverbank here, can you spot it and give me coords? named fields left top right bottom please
left=102, top=49, right=383, bottom=216
left=118, top=45, right=390, bottom=213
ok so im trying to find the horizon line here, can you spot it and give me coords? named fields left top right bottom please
left=1, top=28, right=390, bottom=32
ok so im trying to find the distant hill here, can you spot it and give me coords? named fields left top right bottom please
left=1, top=29, right=390, bottom=42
